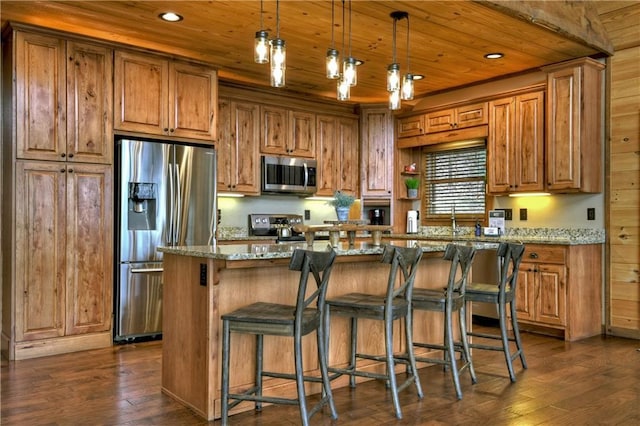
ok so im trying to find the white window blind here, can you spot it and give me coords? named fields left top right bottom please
left=424, top=143, right=486, bottom=218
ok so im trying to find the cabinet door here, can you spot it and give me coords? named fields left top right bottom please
left=338, top=117, right=359, bottom=196
left=398, top=115, right=424, bottom=138
left=361, top=108, right=393, bottom=198
left=218, top=100, right=260, bottom=194
left=66, top=41, right=113, bottom=164
left=514, top=92, right=544, bottom=192
left=169, top=61, right=217, bottom=142
left=14, top=161, right=66, bottom=341
left=515, top=264, right=535, bottom=321
left=536, top=263, right=567, bottom=326
left=424, top=108, right=456, bottom=133
left=260, top=105, right=288, bottom=155
left=114, top=51, right=168, bottom=135
left=315, top=115, right=338, bottom=196
left=216, top=98, right=233, bottom=192
left=546, top=65, right=581, bottom=191
left=66, top=164, right=113, bottom=334
left=15, top=32, right=66, bottom=161
left=487, top=97, right=515, bottom=194
left=456, top=102, right=488, bottom=128
left=288, top=111, right=316, bottom=158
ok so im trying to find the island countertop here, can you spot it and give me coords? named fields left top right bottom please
left=158, top=240, right=500, bottom=261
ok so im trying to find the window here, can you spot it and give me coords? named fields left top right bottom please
left=423, top=140, right=486, bottom=221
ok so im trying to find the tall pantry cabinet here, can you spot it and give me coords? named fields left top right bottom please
left=2, top=27, right=113, bottom=360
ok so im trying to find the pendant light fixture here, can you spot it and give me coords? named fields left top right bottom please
left=270, top=0, right=286, bottom=87
left=336, top=0, right=350, bottom=100
left=387, top=11, right=406, bottom=97
left=254, top=0, right=269, bottom=64
left=326, top=0, right=340, bottom=79
left=342, top=0, right=357, bottom=87
left=401, top=13, right=414, bottom=100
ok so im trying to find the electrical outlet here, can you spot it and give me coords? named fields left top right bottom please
left=304, top=209, right=311, bottom=220
left=504, top=208, right=513, bottom=221
left=200, top=263, right=207, bottom=286
left=587, top=208, right=595, bottom=220
left=519, top=208, right=528, bottom=221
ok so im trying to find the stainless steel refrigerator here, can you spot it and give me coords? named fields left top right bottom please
left=115, top=138, right=217, bottom=342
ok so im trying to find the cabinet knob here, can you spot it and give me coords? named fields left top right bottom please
left=163, top=128, right=169, bottom=132
left=60, top=169, right=66, bottom=173
left=529, top=252, right=538, bottom=259
left=68, top=169, right=74, bottom=173
left=61, top=153, right=66, bottom=158
left=68, top=153, right=74, bottom=158
left=169, top=128, right=175, bottom=133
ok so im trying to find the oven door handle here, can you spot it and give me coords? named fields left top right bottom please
left=130, top=267, right=164, bottom=274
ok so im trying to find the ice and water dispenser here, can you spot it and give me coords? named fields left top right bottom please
left=128, top=182, right=157, bottom=230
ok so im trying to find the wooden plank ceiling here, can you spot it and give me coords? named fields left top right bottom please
left=0, top=1, right=615, bottom=104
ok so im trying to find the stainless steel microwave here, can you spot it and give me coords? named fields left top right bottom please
left=261, top=155, right=317, bottom=195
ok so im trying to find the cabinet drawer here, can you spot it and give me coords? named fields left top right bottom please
left=523, top=244, right=566, bottom=264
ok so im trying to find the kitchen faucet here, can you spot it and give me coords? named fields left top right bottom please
left=451, top=206, right=457, bottom=236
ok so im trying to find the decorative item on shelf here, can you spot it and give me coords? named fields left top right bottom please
left=405, top=177, right=420, bottom=198
left=328, top=190, right=356, bottom=221
left=404, top=163, right=417, bottom=173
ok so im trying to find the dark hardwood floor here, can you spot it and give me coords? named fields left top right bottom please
left=2, top=324, right=639, bottom=425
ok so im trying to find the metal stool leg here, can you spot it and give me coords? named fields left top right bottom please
left=255, top=334, right=264, bottom=410
left=510, top=300, right=528, bottom=369
left=459, top=303, right=477, bottom=384
left=294, top=328, right=309, bottom=426
left=404, top=308, right=423, bottom=398
left=445, top=305, right=463, bottom=400
left=349, top=316, right=357, bottom=388
left=317, top=315, right=338, bottom=419
left=385, top=312, right=402, bottom=419
left=221, top=319, right=231, bottom=426
left=498, top=302, right=516, bottom=382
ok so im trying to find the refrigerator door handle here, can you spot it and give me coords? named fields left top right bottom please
left=130, top=267, right=164, bottom=274
left=174, top=163, right=182, bottom=245
left=167, top=163, right=175, bottom=246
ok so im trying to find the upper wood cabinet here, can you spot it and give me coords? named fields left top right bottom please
left=217, top=98, right=260, bottom=195
left=316, top=115, right=359, bottom=197
left=424, top=102, right=488, bottom=133
left=543, top=58, right=605, bottom=193
left=114, top=50, right=217, bottom=142
left=14, top=32, right=113, bottom=164
left=260, top=106, right=316, bottom=158
left=487, top=91, right=545, bottom=194
left=360, top=106, right=394, bottom=198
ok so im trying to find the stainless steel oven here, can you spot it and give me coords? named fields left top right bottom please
left=261, top=156, right=317, bottom=195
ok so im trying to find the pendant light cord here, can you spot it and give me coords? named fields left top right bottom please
left=276, top=0, right=280, bottom=38
left=348, top=0, right=352, bottom=57
left=406, top=15, right=410, bottom=72
left=260, top=0, right=264, bottom=30
left=392, top=16, right=397, bottom=63
left=331, top=0, right=335, bottom=48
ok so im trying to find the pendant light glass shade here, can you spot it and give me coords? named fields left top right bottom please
left=326, top=48, right=340, bottom=79
left=389, top=88, right=401, bottom=110
left=401, top=73, right=414, bottom=100
left=270, top=38, right=286, bottom=87
left=337, top=77, right=350, bottom=101
left=254, top=30, right=269, bottom=64
left=343, top=57, right=357, bottom=86
left=387, top=63, right=400, bottom=92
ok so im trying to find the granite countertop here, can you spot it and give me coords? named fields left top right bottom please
left=158, top=239, right=500, bottom=261
left=390, top=227, right=605, bottom=245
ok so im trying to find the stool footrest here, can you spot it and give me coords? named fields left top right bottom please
left=262, top=370, right=324, bottom=383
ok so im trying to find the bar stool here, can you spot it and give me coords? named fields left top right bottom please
left=466, top=242, right=526, bottom=382
left=220, top=248, right=337, bottom=426
left=411, top=244, right=477, bottom=400
left=324, top=244, right=423, bottom=419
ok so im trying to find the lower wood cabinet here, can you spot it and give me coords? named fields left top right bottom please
left=4, top=161, right=113, bottom=359
left=514, top=244, right=602, bottom=341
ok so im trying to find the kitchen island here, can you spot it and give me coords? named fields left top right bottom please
left=158, top=240, right=497, bottom=420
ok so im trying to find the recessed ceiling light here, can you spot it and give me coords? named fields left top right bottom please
left=159, top=12, right=183, bottom=22
left=484, top=52, right=504, bottom=59
left=412, top=74, right=425, bottom=80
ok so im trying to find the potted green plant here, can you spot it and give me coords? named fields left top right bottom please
left=405, top=177, right=420, bottom=198
left=328, top=190, right=356, bottom=221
